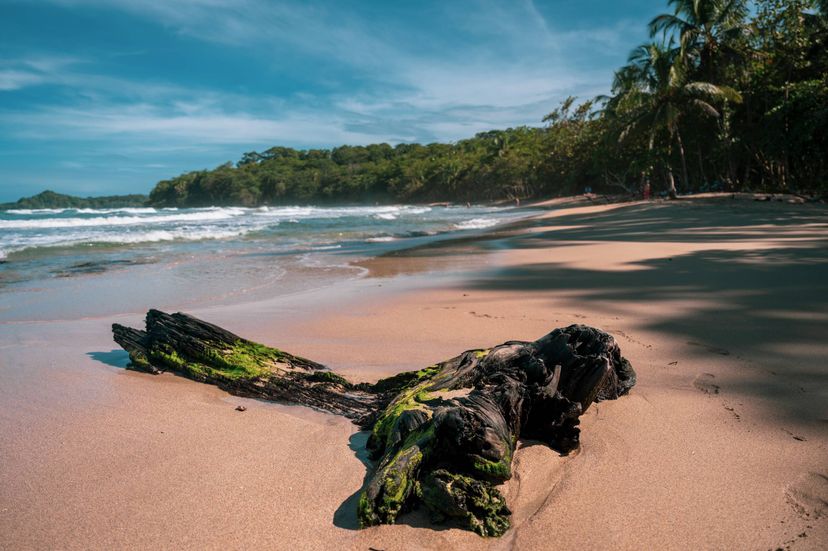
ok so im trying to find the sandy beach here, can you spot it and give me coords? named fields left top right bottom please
left=1, top=196, right=826, bottom=550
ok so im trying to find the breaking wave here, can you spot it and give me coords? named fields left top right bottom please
left=453, top=217, right=500, bottom=230
left=0, top=203, right=521, bottom=264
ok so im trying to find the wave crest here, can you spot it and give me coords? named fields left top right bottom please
left=454, top=218, right=499, bottom=230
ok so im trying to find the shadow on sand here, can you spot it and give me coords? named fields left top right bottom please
left=333, top=431, right=372, bottom=530
left=87, top=349, right=131, bottom=369
left=392, top=199, right=828, bottom=423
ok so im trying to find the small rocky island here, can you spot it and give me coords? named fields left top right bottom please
left=113, top=310, right=636, bottom=536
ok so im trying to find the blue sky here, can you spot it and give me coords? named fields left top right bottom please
left=0, top=0, right=664, bottom=201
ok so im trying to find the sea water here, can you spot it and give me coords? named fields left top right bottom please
left=0, top=204, right=529, bottom=321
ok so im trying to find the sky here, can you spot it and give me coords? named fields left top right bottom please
left=0, top=0, right=664, bottom=201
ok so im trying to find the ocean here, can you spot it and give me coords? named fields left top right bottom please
left=0, top=203, right=530, bottom=322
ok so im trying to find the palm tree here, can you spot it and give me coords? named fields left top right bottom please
left=613, top=41, right=741, bottom=197
left=649, top=0, right=748, bottom=81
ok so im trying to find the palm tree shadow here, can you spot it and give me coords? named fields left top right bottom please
left=333, top=431, right=372, bottom=530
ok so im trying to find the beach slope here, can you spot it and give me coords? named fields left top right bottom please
left=1, top=196, right=826, bottom=550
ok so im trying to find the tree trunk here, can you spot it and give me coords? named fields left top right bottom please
left=742, top=151, right=753, bottom=190
left=697, top=144, right=707, bottom=189
left=783, top=81, right=790, bottom=190
left=113, top=310, right=636, bottom=537
left=676, top=128, right=690, bottom=192
left=665, top=163, right=678, bottom=199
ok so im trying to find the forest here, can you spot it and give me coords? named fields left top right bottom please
left=146, top=0, right=828, bottom=207
left=0, top=190, right=149, bottom=210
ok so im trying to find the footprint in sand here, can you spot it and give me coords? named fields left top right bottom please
left=783, top=428, right=808, bottom=442
left=723, top=404, right=741, bottom=421
left=607, top=328, right=651, bottom=349
left=785, top=472, right=828, bottom=520
left=693, top=373, right=720, bottom=395
left=469, top=311, right=502, bottom=319
left=687, top=341, right=731, bottom=356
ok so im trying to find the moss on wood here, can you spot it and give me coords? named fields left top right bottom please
left=112, top=310, right=637, bottom=538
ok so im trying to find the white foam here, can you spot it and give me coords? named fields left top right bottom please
left=74, top=207, right=158, bottom=214
left=237, top=204, right=435, bottom=221
left=0, top=209, right=244, bottom=229
left=0, top=204, right=509, bottom=263
left=5, top=207, right=160, bottom=215
left=99, top=228, right=250, bottom=244
left=6, top=208, right=66, bottom=215
left=0, top=226, right=254, bottom=257
left=454, top=218, right=500, bottom=230
left=253, top=206, right=315, bottom=218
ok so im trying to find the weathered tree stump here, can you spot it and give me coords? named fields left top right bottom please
left=112, top=309, right=635, bottom=536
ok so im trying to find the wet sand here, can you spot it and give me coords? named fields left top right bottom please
left=1, top=196, right=826, bottom=549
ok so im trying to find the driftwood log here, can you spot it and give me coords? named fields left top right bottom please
left=112, top=309, right=636, bottom=536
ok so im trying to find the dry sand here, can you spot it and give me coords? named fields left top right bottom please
left=1, top=196, right=826, bottom=550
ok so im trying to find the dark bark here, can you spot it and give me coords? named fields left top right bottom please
left=112, top=310, right=636, bottom=537
left=112, top=310, right=383, bottom=424
left=676, top=128, right=690, bottom=191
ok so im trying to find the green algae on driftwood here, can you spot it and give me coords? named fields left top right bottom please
left=112, top=309, right=636, bottom=537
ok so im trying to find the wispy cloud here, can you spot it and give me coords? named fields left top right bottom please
left=3, top=1, right=624, bottom=144
left=42, top=0, right=401, bottom=71
left=6, top=102, right=379, bottom=146
left=0, top=70, right=44, bottom=91
left=0, top=55, right=84, bottom=90
left=0, top=0, right=650, bottom=197
left=33, top=0, right=629, bottom=99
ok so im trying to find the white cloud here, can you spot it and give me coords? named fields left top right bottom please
left=3, top=101, right=379, bottom=148
left=31, top=0, right=629, bottom=92
left=41, top=0, right=398, bottom=70
left=0, top=55, right=85, bottom=90
left=0, top=70, right=44, bottom=91
left=3, top=0, right=640, bottom=149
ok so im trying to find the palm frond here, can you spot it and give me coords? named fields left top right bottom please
left=717, top=85, right=743, bottom=103
left=715, top=0, right=748, bottom=27
left=683, top=81, right=723, bottom=96
left=628, top=43, right=653, bottom=66
left=649, top=13, right=692, bottom=38
left=689, top=98, right=721, bottom=118
left=683, top=81, right=742, bottom=103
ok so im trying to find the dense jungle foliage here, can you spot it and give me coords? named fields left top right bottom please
left=1, top=190, right=149, bottom=210
left=147, top=0, right=828, bottom=207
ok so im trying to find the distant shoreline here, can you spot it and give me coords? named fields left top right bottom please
left=0, top=190, right=148, bottom=210
left=6, top=186, right=822, bottom=213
